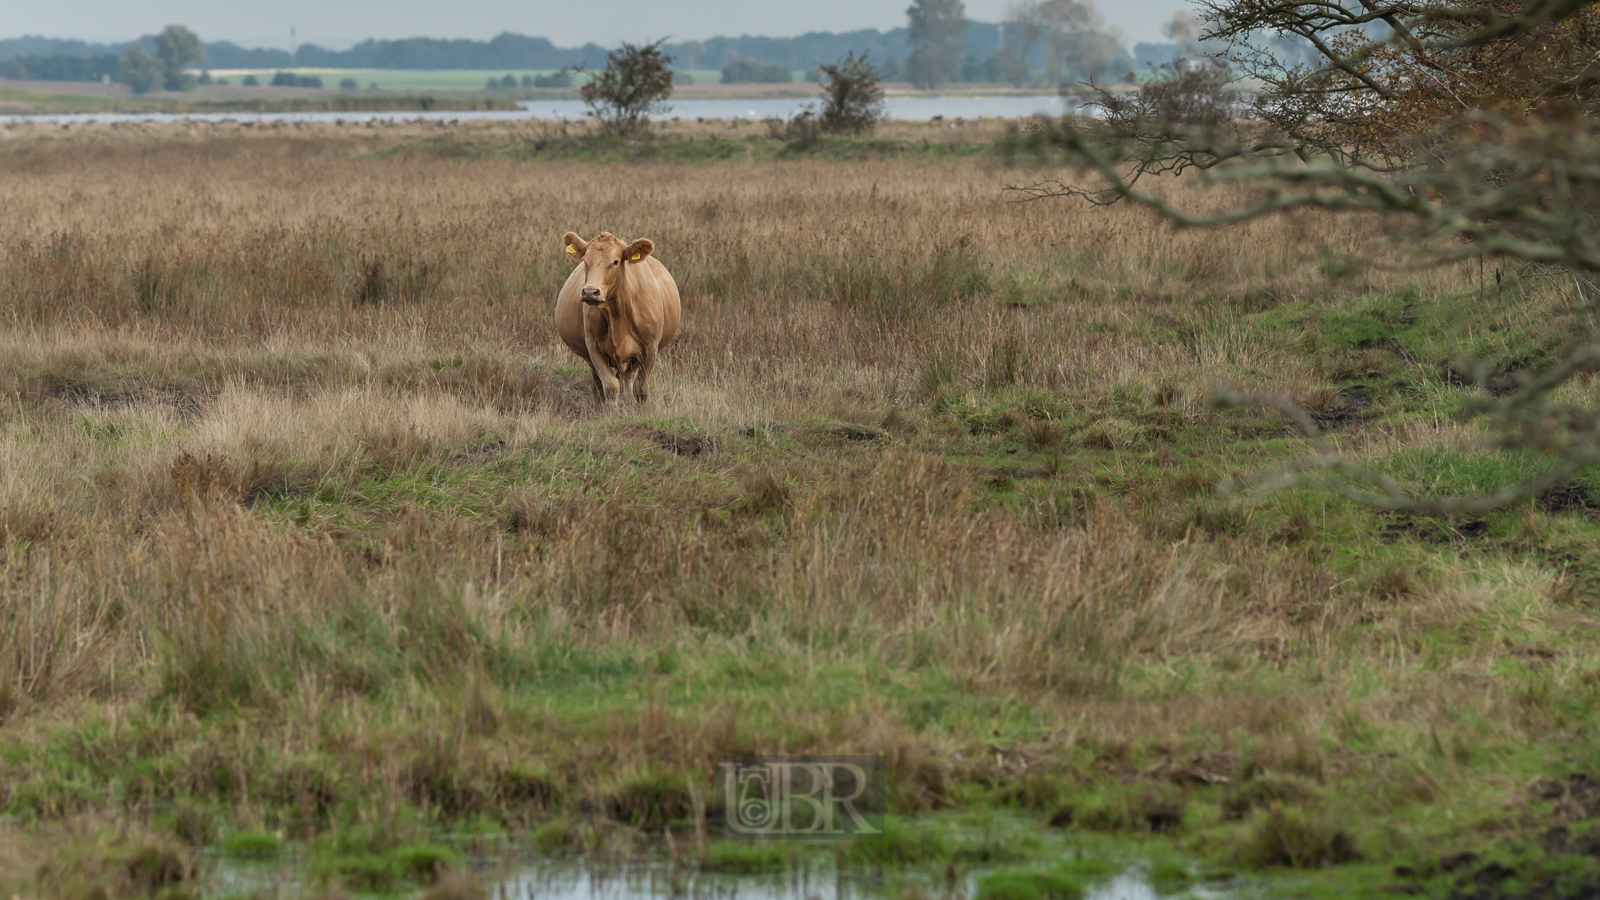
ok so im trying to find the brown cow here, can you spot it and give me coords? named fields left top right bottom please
left=554, top=231, right=681, bottom=408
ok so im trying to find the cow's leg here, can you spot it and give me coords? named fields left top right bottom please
left=619, top=366, right=640, bottom=404
left=581, top=321, right=622, bottom=408
left=588, top=365, right=606, bottom=406
left=633, top=345, right=659, bottom=404
left=595, top=365, right=621, bottom=407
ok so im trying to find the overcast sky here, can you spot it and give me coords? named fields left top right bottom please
left=3, top=0, right=1194, bottom=50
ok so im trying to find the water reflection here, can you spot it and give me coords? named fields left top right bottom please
left=490, top=860, right=1205, bottom=900
left=211, top=853, right=1234, bottom=900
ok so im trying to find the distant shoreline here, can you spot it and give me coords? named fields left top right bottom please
left=0, top=75, right=1083, bottom=116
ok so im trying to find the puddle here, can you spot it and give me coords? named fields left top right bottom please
left=213, top=853, right=1239, bottom=900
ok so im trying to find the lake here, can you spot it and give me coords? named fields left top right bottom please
left=3, top=94, right=1090, bottom=126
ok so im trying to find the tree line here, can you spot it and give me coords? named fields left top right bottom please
left=1, top=4, right=1202, bottom=90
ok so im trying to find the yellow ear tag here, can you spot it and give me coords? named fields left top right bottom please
left=566, top=244, right=577, bottom=256
left=630, top=253, right=641, bottom=261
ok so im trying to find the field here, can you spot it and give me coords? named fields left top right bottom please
left=2, top=118, right=1599, bottom=899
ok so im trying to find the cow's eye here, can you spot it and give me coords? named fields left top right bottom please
left=610, top=260, right=619, bottom=267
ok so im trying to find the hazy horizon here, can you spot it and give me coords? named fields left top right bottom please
left=2, top=0, right=1194, bottom=53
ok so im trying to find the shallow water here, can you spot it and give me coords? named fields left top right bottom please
left=3, top=94, right=1090, bottom=125
left=214, top=852, right=1237, bottom=900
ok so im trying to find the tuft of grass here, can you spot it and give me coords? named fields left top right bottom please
left=701, top=841, right=794, bottom=874
left=977, top=866, right=1088, bottom=900
left=221, top=829, right=280, bottom=858
left=1243, top=805, right=1363, bottom=869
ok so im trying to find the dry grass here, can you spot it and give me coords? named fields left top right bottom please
left=0, top=123, right=1592, bottom=884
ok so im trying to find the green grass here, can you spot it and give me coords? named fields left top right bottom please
left=221, top=829, right=280, bottom=858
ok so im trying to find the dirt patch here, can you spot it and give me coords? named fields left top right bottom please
left=1382, top=514, right=1491, bottom=545
left=1440, top=362, right=1523, bottom=398
left=1539, top=481, right=1598, bottom=516
left=649, top=430, right=718, bottom=457
left=445, top=442, right=508, bottom=466
left=1528, top=773, right=1600, bottom=826
left=1510, top=643, right=1561, bottom=667
left=1140, top=751, right=1235, bottom=787
left=831, top=423, right=888, bottom=442
left=1353, top=336, right=1415, bottom=359
left=1438, top=775, right=1600, bottom=898
left=25, top=378, right=207, bottom=420
left=1311, top=385, right=1373, bottom=431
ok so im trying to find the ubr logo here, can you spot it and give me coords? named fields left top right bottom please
left=716, top=755, right=883, bottom=839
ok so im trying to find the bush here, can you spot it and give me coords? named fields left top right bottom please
left=721, top=59, right=792, bottom=84
left=579, top=40, right=674, bottom=135
left=531, top=69, right=573, bottom=88
left=766, top=109, right=822, bottom=148
left=339, top=77, right=358, bottom=90
left=119, top=46, right=162, bottom=94
left=242, top=74, right=259, bottom=86
left=818, top=52, right=886, bottom=135
left=270, top=71, right=323, bottom=88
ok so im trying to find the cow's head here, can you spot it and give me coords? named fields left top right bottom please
left=562, top=231, right=655, bottom=308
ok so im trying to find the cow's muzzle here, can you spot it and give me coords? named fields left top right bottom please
left=581, top=286, right=603, bottom=306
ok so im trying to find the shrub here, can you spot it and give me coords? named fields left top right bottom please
left=579, top=39, right=674, bottom=136
left=721, top=59, right=792, bottom=84
left=119, top=46, right=162, bottom=94
left=818, top=52, right=886, bottom=135
left=339, top=77, right=358, bottom=90
left=270, top=71, right=323, bottom=88
left=531, top=69, right=573, bottom=88
left=766, top=108, right=822, bottom=149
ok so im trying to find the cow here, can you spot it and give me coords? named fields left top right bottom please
left=554, top=230, right=681, bottom=408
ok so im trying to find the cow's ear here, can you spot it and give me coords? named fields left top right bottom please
left=563, top=232, right=588, bottom=259
left=624, top=238, right=654, bottom=263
